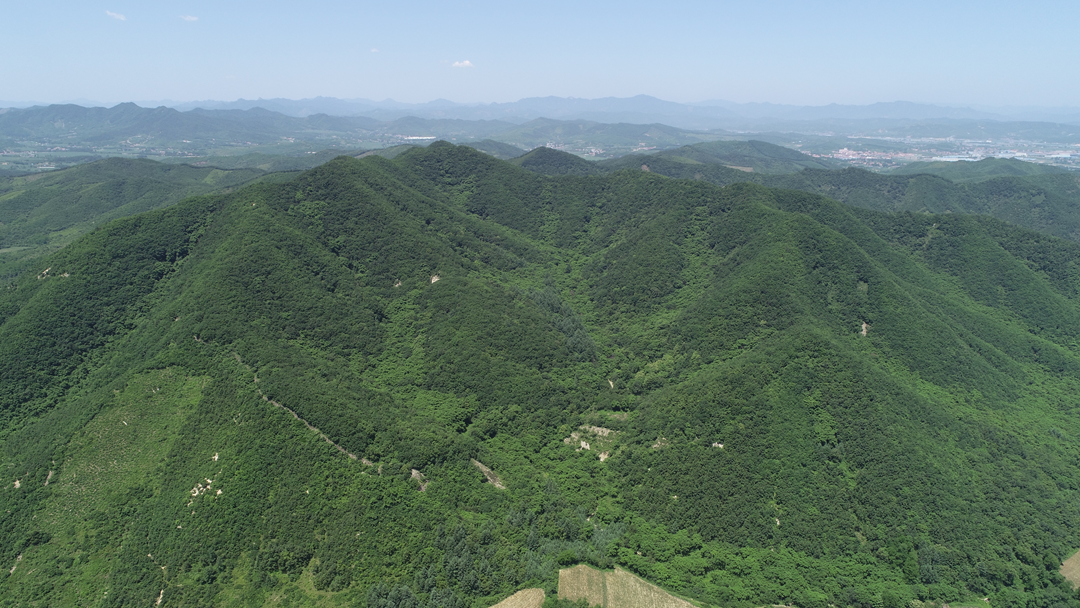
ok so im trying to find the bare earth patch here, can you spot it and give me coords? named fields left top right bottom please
left=490, top=588, right=545, bottom=608
left=565, top=425, right=619, bottom=460
left=471, top=459, right=506, bottom=489
left=582, top=426, right=615, bottom=437
left=411, top=469, right=429, bottom=492
left=1060, top=550, right=1080, bottom=588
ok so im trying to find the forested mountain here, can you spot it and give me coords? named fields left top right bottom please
left=599, top=140, right=837, bottom=174
left=4, top=143, right=1080, bottom=608
left=527, top=147, right=1080, bottom=244
left=509, top=147, right=602, bottom=176
left=765, top=169, right=1080, bottom=242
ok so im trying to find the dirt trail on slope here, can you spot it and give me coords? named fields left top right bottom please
left=233, top=352, right=358, bottom=461
left=262, top=396, right=358, bottom=460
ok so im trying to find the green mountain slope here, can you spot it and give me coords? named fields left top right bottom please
left=600, top=140, right=837, bottom=174
left=766, top=169, right=1080, bottom=242
left=509, top=147, right=601, bottom=176
left=889, top=158, right=1073, bottom=183
left=461, top=140, right=528, bottom=160
left=0, top=158, right=267, bottom=278
left=4, top=143, right=1080, bottom=608
left=490, top=118, right=722, bottom=151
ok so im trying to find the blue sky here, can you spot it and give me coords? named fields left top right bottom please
left=7, top=0, right=1078, bottom=106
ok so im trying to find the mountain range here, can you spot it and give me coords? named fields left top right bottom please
left=5, top=96, right=1080, bottom=134
left=151, top=96, right=1080, bottom=127
left=4, top=141, right=1080, bottom=608
left=0, top=103, right=730, bottom=160
left=507, top=143, right=1080, bottom=244
left=5, top=139, right=1080, bottom=282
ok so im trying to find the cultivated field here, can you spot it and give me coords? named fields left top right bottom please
left=1060, top=550, right=1080, bottom=588
left=490, top=588, right=545, bottom=608
left=559, top=564, right=607, bottom=607
left=558, top=564, right=697, bottom=608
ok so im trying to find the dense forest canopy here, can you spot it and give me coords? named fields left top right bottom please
left=3, top=142, right=1080, bottom=608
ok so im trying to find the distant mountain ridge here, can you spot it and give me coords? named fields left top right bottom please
left=9, top=95, right=1077, bottom=128
left=693, top=100, right=999, bottom=121
left=3, top=101, right=1078, bottom=180
left=0, top=103, right=734, bottom=158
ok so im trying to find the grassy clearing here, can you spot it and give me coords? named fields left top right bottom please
left=41, top=369, right=207, bottom=524
left=3, top=369, right=207, bottom=606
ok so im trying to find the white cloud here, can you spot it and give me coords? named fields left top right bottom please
left=180, top=15, right=198, bottom=21
left=106, top=10, right=126, bottom=20
left=371, top=48, right=379, bottom=53
left=451, top=60, right=474, bottom=68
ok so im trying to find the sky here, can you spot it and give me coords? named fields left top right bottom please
left=5, top=0, right=1079, bottom=107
